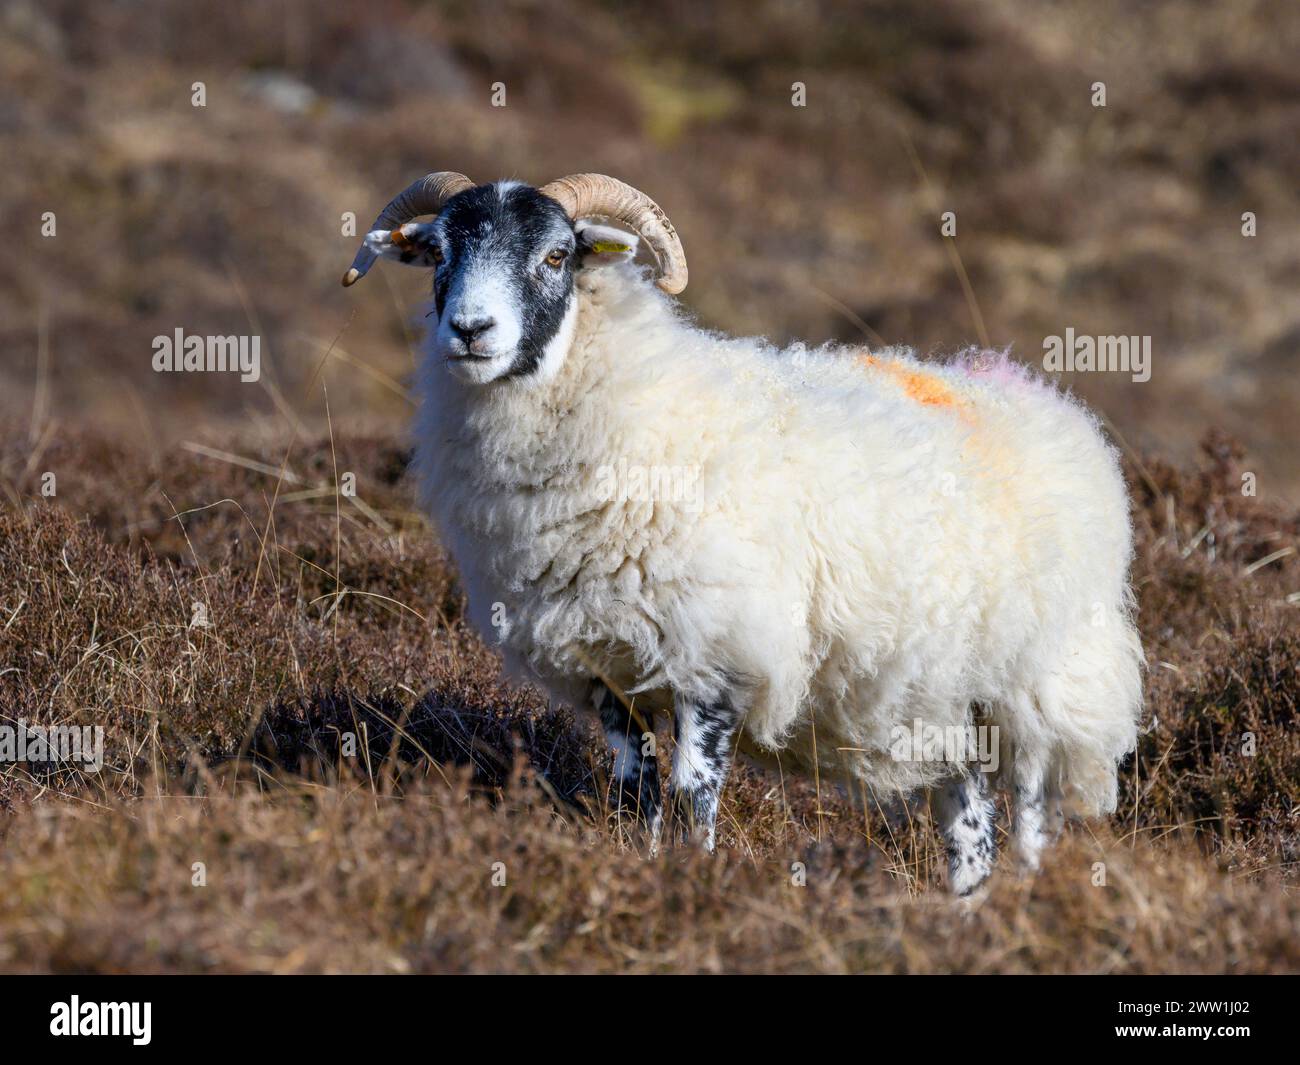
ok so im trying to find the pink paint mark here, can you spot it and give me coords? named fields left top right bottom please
left=956, top=348, right=1038, bottom=392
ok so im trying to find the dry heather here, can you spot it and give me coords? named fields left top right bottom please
left=0, top=427, right=1296, bottom=973
left=4, top=0, right=1300, bottom=498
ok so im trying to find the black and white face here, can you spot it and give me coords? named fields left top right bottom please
left=363, top=181, right=637, bottom=385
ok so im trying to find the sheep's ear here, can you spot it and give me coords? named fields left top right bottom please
left=575, top=221, right=639, bottom=270
left=362, top=221, right=442, bottom=269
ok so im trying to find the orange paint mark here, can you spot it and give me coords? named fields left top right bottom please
left=856, top=354, right=968, bottom=414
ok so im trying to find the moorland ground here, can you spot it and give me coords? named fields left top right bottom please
left=0, top=428, right=1295, bottom=973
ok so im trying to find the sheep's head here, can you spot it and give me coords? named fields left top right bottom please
left=343, top=172, right=686, bottom=384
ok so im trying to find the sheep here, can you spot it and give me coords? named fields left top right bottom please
left=343, top=171, right=1144, bottom=895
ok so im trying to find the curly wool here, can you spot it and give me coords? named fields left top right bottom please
left=415, top=263, right=1143, bottom=815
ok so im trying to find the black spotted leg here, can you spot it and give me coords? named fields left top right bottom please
left=668, top=690, right=745, bottom=851
left=931, top=771, right=998, bottom=896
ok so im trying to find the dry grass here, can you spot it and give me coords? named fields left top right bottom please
left=0, top=426, right=1295, bottom=973
left=3, top=783, right=1296, bottom=974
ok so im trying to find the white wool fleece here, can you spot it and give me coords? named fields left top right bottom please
left=414, top=263, right=1144, bottom=816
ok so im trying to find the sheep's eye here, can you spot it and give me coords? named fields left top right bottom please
left=431, top=246, right=445, bottom=266
left=545, top=249, right=568, bottom=268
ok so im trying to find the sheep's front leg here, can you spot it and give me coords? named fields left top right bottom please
left=932, top=772, right=998, bottom=896
left=668, top=690, right=745, bottom=851
left=592, top=683, right=661, bottom=833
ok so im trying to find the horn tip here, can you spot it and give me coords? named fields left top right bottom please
left=656, top=275, right=687, bottom=295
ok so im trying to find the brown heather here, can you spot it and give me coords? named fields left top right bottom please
left=0, top=429, right=1295, bottom=973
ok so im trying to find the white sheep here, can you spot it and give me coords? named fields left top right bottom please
left=344, top=172, right=1144, bottom=894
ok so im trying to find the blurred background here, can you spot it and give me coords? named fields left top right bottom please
left=2, top=0, right=1298, bottom=500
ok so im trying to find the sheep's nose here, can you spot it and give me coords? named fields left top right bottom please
left=450, top=316, right=495, bottom=345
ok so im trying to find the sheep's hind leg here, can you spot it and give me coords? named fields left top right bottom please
left=593, top=683, right=661, bottom=834
left=667, top=690, right=745, bottom=852
left=932, top=772, right=998, bottom=896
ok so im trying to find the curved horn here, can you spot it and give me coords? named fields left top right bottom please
left=538, top=174, right=687, bottom=294
left=341, top=171, right=475, bottom=286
